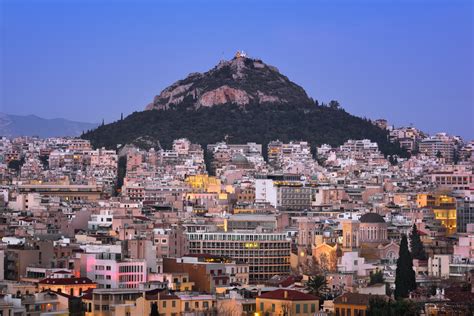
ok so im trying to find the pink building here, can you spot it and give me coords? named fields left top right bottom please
left=454, top=235, right=474, bottom=260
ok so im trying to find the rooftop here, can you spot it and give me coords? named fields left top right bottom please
left=258, top=289, right=318, bottom=301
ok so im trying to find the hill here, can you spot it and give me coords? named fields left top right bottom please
left=82, top=54, right=406, bottom=158
left=0, top=113, right=98, bottom=138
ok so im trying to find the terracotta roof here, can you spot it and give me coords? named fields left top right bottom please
left=145, top=288, right=168, bottom=300
left=52, top=270, right=73, bottom=274
left=265, top=275, right=302, bottom=287
left=133, top=216, right=151, bottom=221
left=334, top=293, right=387, bottom=306
left=39, top=277, right=95, bottom=285
left=258, top=289, right=318, bottom=301
left=43, top=289, right=74, bottom=299
left=160, top=294, right=180, bottom=300
left=81, top=288, right=93, bottom=300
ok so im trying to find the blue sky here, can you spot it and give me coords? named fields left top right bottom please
left=1, top=0, right=473, bottom=139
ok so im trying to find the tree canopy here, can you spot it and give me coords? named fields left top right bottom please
left=394, top=235, right=417, bottom=299
left=82, top=103, right=408, bottom=160
left=369, top=270, right=385, bottom=285
left=409, top=224, right=427, bottom=260
left=305, top=275, right=328, bottom=298
left=367, top=297, right=419, bottom=316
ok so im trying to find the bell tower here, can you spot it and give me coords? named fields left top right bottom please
left=342, top=220, right=360, bottom=252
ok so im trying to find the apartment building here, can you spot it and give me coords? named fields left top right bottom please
left=186, top=231, right=291, bottom=283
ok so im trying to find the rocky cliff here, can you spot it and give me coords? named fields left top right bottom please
left=145, top=55, right=313, bottom=110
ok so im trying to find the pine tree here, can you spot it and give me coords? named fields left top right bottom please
left=409, top=224, right=427, bottom=260
left=305, top=275, right=328, bottom=297
left=395, top=235, right=416, bottom=299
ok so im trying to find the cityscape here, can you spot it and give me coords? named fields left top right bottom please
left=1, top=1, right=473, bottom=316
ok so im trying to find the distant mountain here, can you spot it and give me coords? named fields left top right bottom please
left=0, top=113, right=98, bottom=138
left=82, top=54, right=406, bottom=157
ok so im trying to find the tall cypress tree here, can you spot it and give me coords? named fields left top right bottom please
left=409, top=224, right=427, bottom=260
left=150, top=302, right=159, bottom=316
left=395, top=234, right=416, bottom=299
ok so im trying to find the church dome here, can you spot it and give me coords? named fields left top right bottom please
left=359, top=212, right=385, bottom=223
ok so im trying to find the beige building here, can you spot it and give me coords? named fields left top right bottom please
left=256, top=289, right=319, bottom=316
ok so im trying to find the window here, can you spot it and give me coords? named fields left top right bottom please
left=195, top=302, right=199, bottom=308
left=172, top=300, right=176, bottom=308
left=303, top=304, right=308, bottom=313
left=260, top=302, right=264, bottom=312
left=311, top=304, right=316, bottom=312
left=272, top=304, right=275, bottom=312
left=106, top=266, right=111, bottom=271
left=295, top=304, right=300, bottom=314
left=163, top=301, right=167, bottom=308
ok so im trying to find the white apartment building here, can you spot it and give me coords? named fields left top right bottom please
left=88, top=209, right=113, bottom=230
left=428, top=254, right=451, bottom=278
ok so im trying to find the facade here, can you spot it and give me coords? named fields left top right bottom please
left=38, top=277, right=97, bottom=297
left=256, top=289, right=319, bottom=316
left=186, top=231, right=291, bottom=283
left=79, top=252, right=147, bottom=289
left=255, top=178, right=311, bottom=210
left=334, top=293, right=387, bottom=316
left=419, top=134, right=455, bottom=162
left=418, top=194, right=457, bottom=236
left=428, top=255, right=451, bottom=278
left=456, top=196, right=474, bottom=233
left=431, top=171, right=473, bottom=191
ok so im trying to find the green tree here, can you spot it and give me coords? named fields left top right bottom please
left=436, top=150, right=443, bottom=159
left=7, top=158, right=24, bottom=172
left=328, top=100, right=341, bottom=110
left=115, top=156, right=127, bottom=196
left=367, top=297, right=390, bottom=316
left=409, top=224, right=427, bottom=260
left=305, top=275, right=327, bottom=297
left=395, top=235, right=416, bottom=299
left=369, top=270, right=385, bottom=285
left=367, top=297, right=419, bottom=316
left=392, top=299, right=419, bottom=316
left=150, top=302, right=159, bottom=316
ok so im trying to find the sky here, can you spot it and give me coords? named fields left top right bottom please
left=1, top=0, right=473, bottom=139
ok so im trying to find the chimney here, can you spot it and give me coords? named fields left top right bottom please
left=284, top=291, right=288, bottom=299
